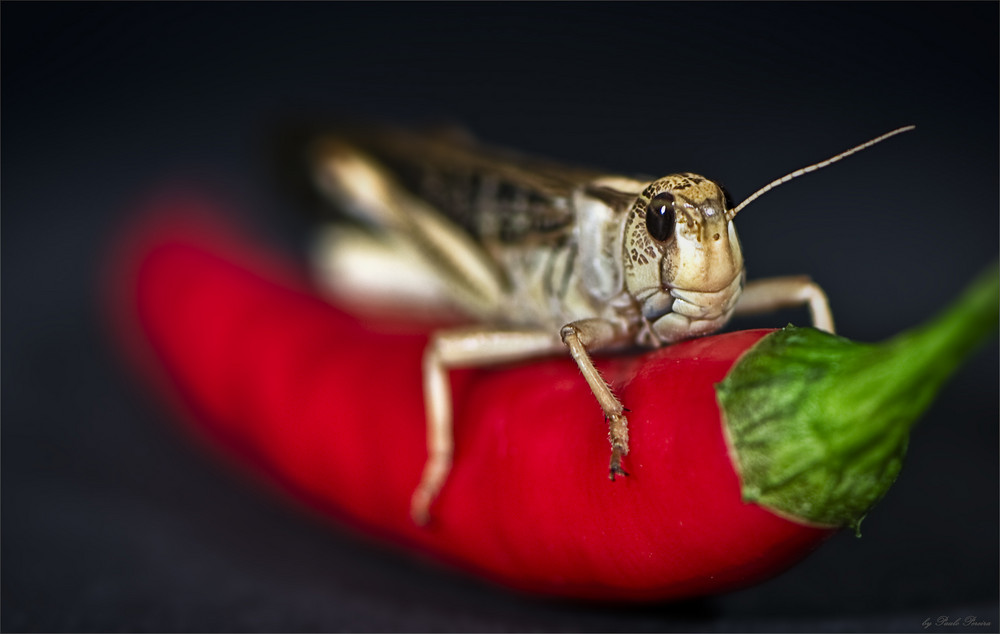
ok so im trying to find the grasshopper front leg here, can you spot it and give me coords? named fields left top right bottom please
left=560, top=318, right=634, bottom=481
left=735, top=275, right=835, bottom=333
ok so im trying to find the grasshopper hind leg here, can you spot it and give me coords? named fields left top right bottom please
left=311, top=224, right=461, bottom=316
left=311, top=141, right=508, bottom=320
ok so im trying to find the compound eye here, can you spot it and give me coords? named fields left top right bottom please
left=645, top=192, right=676, bottom=241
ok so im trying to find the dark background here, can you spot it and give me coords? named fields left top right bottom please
left=3, top=3, right=997, bottom=632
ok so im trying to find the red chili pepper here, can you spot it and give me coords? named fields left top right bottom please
left=105, top=193, right=997, bottom=601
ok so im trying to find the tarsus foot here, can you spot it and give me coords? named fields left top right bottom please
left=609, top=446, right=629, bottom=481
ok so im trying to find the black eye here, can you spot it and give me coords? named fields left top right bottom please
left=645, top=192, right=675, bottom=241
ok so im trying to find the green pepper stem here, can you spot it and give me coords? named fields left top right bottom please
left=716, top=263, right=998, bottom=533
left=882, top=264, right=999, bottom=416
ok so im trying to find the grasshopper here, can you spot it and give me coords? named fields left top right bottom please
left=306, top=124, right=914, bottom=524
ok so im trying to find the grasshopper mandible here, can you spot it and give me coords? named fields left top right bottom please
left=306, top=124, right=914, bottom=524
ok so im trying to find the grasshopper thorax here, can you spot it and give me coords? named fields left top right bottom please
left=623, top=173, right=744, bottom=345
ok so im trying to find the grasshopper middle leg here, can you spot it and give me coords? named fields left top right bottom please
left=413, top=319, right=632, bottom=524
left=413, top=327, right=563, bottom=525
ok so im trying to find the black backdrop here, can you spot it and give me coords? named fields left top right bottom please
left=3, top=3, right=997, bottom=632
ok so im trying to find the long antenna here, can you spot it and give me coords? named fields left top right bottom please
left=727, top=125, right=915, bottom=220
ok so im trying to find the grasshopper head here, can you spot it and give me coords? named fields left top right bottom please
left=623, top=173, right=745, bottom=342
left=617, top=126, right=915, bottom=345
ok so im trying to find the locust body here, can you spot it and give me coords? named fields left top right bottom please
left=307, top=124, right=912, bottom=524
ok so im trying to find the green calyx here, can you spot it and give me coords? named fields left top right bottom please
left=716, top=264, right=999, bottom=535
